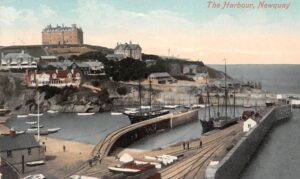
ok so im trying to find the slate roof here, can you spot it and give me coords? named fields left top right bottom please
left=3, top=53, right=32, bottom=60
left=115, top=43, right=141, bottom=51
left=0, top=134, right=40, bottom=152
left=149, top=72, right=171, bottom=78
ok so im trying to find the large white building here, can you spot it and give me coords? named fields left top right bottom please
left=114, top=42, right=142, bottom=60
left=0, top=51, right=38, bottom=71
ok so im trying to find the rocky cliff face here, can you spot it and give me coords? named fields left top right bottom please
left=0, top=73, right=112, bottom=113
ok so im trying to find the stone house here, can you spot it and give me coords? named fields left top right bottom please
left=0, top=132, right=45, bottom=166
left=114, top=42, right=142, bottom=60
left=148, top=72, right=177, bottom=85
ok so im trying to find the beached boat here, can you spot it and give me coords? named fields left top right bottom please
left=77, top=112, right=95, bottom=116
left=16, top=130, right=25, bottom=135
left=70, top=175, right=100, bottom=179
left=108, top=166, right=140, bottom=173
left=17, top=115, right=28, bottom=118
left=23, top=174, right=46, bottom=179
left=28, top=113, right=44, bottom=117
left=47, top=127, right=61, bottom=133
left=47, top=110, right=59, bottom=113
left=111, top=112, right=123, bottom=115
left=26, top=160, right=45, bottom=166
left=26, top=121, right=37, bottom=125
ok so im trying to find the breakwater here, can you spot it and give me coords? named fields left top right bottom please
left=205, top=105, right=291, bottom=179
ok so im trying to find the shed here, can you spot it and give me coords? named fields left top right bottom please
left=243, top=118, right=257, bottom=132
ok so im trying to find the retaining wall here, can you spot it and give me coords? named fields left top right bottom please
left=205, top=105, right=291, bottom=179
left=170, top=110, right=198, bottom=128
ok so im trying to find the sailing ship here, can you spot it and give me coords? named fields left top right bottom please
left=124, top=80, right=169, bottom=124
left=200, top=60, right=239, bottom=133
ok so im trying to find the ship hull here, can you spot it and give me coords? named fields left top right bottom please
left=200, top=120, right=214, bottom=134
left=126, top=110, right=169, bottom=124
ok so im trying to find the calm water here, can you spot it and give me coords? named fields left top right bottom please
left=208, top=65, right=300, bottom=179
left=209, top=64, right=300, bottom=94
left=5, top=106, right=247, bottom=147
left=241, top=109, right=300, bottom=179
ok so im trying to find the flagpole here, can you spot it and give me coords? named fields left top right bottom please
left=37, top=90, right=40, bottom=141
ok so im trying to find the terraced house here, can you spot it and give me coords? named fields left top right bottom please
left=0, top=51, right=38, bottom=72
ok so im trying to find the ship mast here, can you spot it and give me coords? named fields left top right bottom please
left=149, top=79, right=152, bottom=111
left=138, top=80, right=142, bottom=115
left=37, top=90, right=40, bottom=141
left=224, top=59, right=228, bottom=119
left=233, top=89, right=236, bottom=118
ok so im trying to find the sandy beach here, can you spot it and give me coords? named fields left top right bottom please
left=20, top=136, right=94, bottom=179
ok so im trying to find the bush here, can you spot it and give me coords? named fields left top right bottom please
left=117, top=87, right=128, bottom=95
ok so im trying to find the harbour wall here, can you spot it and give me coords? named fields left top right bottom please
left=170, top=110, right=198, bottom=128
left=102, top=109, right=198, bottom=156
left=205, top=105, right=291, bottom=179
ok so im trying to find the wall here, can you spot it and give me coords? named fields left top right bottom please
left=1, top=147, right=45, bottom=165
left=170, top=110, right=198, bottom=128
left=205, top=105, right=291, bottom=179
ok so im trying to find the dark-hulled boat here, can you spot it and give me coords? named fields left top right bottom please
left=125, top=109, right=169, bottom=124
left=124, top=79, right=169, bottom=124
left=200, top=119, right=214, bottom=133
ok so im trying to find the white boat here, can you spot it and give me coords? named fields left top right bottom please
left=125, top=108, right=138, bottom=111
left=47, top=128, right=61, bottom=133
left=69, top=176, right=98, bottom=179
left=124, top=110, right=138, bottom=115
left=28, top=113, right=44, bottom=117
left=47, top=110, right=59, bottom=113
left=26, top=160, right=45, bottom=166
left=108, top=166, right=140, bottom=173
left=191, top=104, right=206, bottom=108
left=163, top=105, right=179, bottom=109
left=77, top=112, right=95, bottom=116
left=26, top=121, right=37, bottom=125
left=111, top=112, right=123, bottom=115
left=16, top=131, right=25, bottom=135
left=23, top=174, right=46, bottom=179
left=141, top=105, right=151, bottom=109
left=27, top=128, right=38, bottom=132
left=17, top=115, right=28, bottom=118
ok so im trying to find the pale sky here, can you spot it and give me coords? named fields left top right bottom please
left=0, top=0, right=299, bottom=64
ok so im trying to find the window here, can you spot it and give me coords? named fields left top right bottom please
left=28, top=148, right=32, bottom=155
left=7, top=150, right=12, bottom=158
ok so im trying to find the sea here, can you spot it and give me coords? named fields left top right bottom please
left=5, top=64, right=300, bottom=178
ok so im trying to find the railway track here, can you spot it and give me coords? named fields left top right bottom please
left=64, top=115, right=241, bottom=178
left=159, top=124, right=241, bottom=179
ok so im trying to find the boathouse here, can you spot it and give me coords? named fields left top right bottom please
left=0, top=132, right=45, bottom=166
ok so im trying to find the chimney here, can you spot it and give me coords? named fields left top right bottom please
left=10, top=128, right=16, bottom=137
